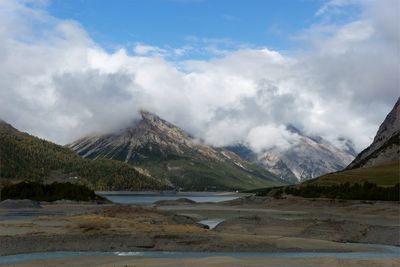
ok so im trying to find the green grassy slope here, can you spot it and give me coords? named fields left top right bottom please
left=305, top=160, right=400, bottom=187
left=0, top=122, right=167, bottom=191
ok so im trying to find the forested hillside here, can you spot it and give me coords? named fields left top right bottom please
left=0, top=121, right=167, bottom=191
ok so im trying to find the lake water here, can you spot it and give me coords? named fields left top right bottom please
left=1, top=246, right=399, bottom=265
left=98, top=192, right=240, bottom=205
left=198, top=218, right=225, bottom=229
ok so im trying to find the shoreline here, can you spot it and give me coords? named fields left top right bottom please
left=96, top=191, right=247, bottom=196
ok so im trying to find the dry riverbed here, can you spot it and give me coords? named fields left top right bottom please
left=0, top=196, right=399, bottom=266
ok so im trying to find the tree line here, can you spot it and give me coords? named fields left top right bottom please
left=1, top=181, right=107, bottom=202
left=255, top=182, right=399, bottom=201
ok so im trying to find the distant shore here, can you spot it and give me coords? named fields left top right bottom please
left=95, top=191, right=246, bottom=196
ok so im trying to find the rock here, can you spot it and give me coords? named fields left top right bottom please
left=153, top=198, right=196, bottom=206
left=347, top=98, right=399, bottom=169
left=226, top=125, right=356, bottom=183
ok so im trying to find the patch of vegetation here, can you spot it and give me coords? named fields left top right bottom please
left=245, top=186, right=284, bottom=195
left=0, top=122, right=168, bottom=191
left=77, top=221, right=111, bottom=232
left=252, top=181, right=399, bottom=201
left=285, top=182, right=399, bottom=201
left=0, top=181, right=106, bottom=202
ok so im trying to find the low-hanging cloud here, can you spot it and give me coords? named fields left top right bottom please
left=0, top=0, right=398, bottom=153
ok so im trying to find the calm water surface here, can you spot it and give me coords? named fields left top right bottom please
left=98, top=192, right=240, bottom=205
left=198, top=218, right=225, bottom=229
left=1, top=246, right=399, bottom=265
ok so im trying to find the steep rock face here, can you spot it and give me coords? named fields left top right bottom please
left=69, top=111, right=284, bottom=191
left=226, top=126, right=355, bottom=183
left=70, top=111, right=241, bottom=164
left=347, top=98, right=400, bottom=169
left=70, top=111, right=201, bottom=162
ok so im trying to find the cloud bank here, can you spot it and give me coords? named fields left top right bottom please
left=0, top=0, right=398, bottom=153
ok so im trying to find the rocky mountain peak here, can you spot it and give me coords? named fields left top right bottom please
left=286, top=124, right=303, bottom=135
left=68, top=111, right=284, bottom=190
left=226, top=124, right=355, bottom=183
left=347, top=98, right=399, bottom=169
left=135, top=110, right=190, bottom=142
left=140, top=110, right=162, bottom=124
left=373, top=98, right=399, bottom=143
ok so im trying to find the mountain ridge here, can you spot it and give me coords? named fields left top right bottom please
left=226, top=125, right=355, bottom=183
left=69, top=111, right=285, bottom=191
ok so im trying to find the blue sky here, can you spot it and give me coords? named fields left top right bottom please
left=47, top=0, right=337, bottom=56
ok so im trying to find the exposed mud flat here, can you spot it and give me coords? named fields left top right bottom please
left=0, top=195, right=399, bottom=266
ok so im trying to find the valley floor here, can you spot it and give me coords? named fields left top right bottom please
left=6, top=255, right=400, bottom=267
left=0, top=196, right=399, bottom=266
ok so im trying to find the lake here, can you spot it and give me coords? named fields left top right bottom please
left=98, top=192, right=241, bottom=205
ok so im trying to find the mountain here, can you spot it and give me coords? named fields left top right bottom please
left=347, top=98, right=399, bottom=169
left=69, top=111, right=285, bottom=191
left=226, top=126, right=355, bottom=183
left=0, top=120, right=166, bottom=191
left=307, top=98, right=399, bottom=187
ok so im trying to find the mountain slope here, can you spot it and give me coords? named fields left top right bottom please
left=347, top=98, right=399, bottom=169
left=226, top=126, right=355, bottom=183
left=306, top=161, right=399, bottom=187
left=0, top=120, right=166, bottom=190
left=69, top=111, right=285, bottom=191
left=308, top=98, right=400, bottom=187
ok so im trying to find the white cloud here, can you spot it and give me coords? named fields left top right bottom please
left=0, top=0, right=398, bottom=153
left=246, top=125, right=300, bottom=153
left=316, top=0, right=361, bottom=16
left=133, top=43, right=167, bottom=57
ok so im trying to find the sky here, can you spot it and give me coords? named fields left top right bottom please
left=0, top=0, right=399, bottom=153
left=47, top=0, right=326, bottom=56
